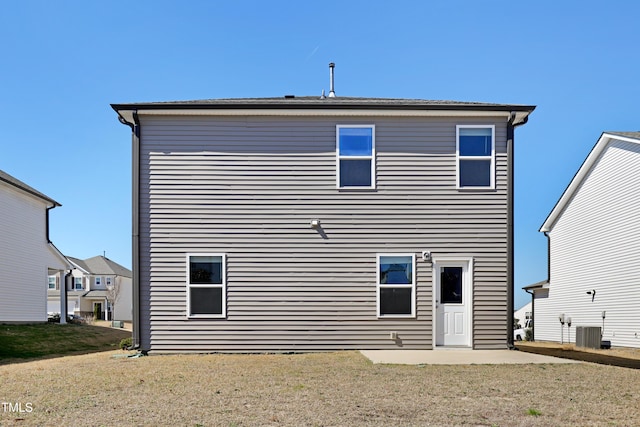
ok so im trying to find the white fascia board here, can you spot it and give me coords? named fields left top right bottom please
left=539, top=132, right=640, bottom=233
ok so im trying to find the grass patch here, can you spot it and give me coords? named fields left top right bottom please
left=527, top=408, right=542, bottom=416
left=0, top=323, right=131, bottom=363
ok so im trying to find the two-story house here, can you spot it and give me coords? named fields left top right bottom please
left=531, top=132, right=640, bottom=348
left=47, top=255, right=133, bottom=321
left=0, top=169, right=70, bottom=323
left=112, top=95, right=534, bottom=353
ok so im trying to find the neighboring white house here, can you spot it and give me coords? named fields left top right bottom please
left=514, top=302, right=532, bottom=328
left=532, top=132, right=640, bottom=348
left=0, top=170, right=71, bottom=323
left=47, top=255, right=133, bottom=321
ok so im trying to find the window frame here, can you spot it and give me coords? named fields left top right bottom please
left=74, top=277, right=83, bottom=290
left=186, top=253, right=227, bottom=319
left=456, top=125, right=495, bottom=190
left=48, top=275, right=57, bottom=290
left=376, top=253, right=416, bottom=318
left=95, top=276, right=102, bottom=287
left=336, top=124, right=376, bottom=189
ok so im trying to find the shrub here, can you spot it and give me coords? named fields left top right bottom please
left=525, top=327, right=534, bottom=341
left=119, top=337, right=133, bottom=350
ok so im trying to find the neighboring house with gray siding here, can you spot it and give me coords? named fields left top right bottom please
left=0, top=170, right=70, bottom=323
left=112, top=96, right=535, bottom=353
left=532, top=132, right=640, bottom=348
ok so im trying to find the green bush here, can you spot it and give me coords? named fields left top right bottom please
left=525, top=328, right=534, bottom=341
left=119, top=337, right=133, bottom=350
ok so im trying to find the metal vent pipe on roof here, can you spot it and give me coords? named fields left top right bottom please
left=328, top=62, right=336, bottom=97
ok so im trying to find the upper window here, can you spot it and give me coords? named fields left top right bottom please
left=74, top=277, right=83, bottom=290
left=187, top=254, right=226, bottom=318
left=457, top=126, right=495, bottom=189
left=48, top=276, right=57, bottom=290
left=106, top=277, right=112, bottom=287
left=95, top=277, right=102, bottom=287
left=377, top=254, right=416, bottom=317
left=337, top=125, right=375, bottom=189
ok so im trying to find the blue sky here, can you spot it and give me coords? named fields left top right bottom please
left=1, top=1, right=638, bottom=309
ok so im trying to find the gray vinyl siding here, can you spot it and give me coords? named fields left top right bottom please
left=138, top=115, right=509, bottom=352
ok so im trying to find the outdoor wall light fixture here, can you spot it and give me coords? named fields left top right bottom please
left=310, top=219, right=321, bottom=228
left=586, top=289, right=596, bottom=302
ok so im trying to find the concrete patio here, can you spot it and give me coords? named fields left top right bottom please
left=360, top=349, right=581, bottom=365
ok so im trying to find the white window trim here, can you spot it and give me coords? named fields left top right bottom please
left=336, top=124, right=376, bottom=189
left=74, top=277, right=83, bottom=290
left=48, top=275, right=57, bottom=290
left=186, top=253, right=227, bottom=319
left=376, top=253, right=416, bottom=318
left=95, top=276, right=102, bottom=287
left=456, top=125, right=495, bottom=190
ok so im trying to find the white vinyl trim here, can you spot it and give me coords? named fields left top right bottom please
left=456, top=125, right=495, bottom=190
left=376, top=253, right=416, bottom=318
left=336, top=125, right=376, bottom=189
left=186, top=253, right=227, bottom=319
left=432, top=256, right=474, bottom=348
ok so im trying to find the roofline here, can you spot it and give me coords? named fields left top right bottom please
left=539, top=132, right=640, bottom=233
left=111, top=100, right=535, bottom=112
left=522, top=280, right=549, bottom=291
left=111, top=98, right=536, bottom=125
left=0, top=173, right=61, bottom=207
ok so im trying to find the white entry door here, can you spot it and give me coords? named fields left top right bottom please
left=434, top=260, right=471, bottom=347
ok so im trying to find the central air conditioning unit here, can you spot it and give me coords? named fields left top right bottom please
left=575, top=326, right=601, bottom=349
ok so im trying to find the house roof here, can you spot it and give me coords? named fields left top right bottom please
left=0, top=169, right=60, bottom=206
left=82, top=290, right=109, bottom=299
left=540, top=132, right=640, bottom=233
left=112, top=96, right=535, bottom=126
left=68, top=255, right=132, bottom=278
left=523, top=280, right=549, bottom=291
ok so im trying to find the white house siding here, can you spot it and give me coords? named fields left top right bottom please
left=113, top=277, right=133, bottom=321
left=138, top=115, right=511, bottom=352
left=538, top=139, right=640, bottom=347
left=0, top=185, right=56, bottom=322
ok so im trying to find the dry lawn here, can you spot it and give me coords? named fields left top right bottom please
left=1, top=350, right=639, bottom=426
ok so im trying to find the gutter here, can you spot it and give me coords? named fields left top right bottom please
left=506, top=112, right=529, bottom=350
left=115, top=108, right=141, bottom=350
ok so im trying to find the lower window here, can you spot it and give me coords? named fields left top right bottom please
left=187, top=254, right=226, bottom=318
left=377, top=254, right=415, bottom=317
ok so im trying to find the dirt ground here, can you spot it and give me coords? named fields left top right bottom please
left=1, top=350, right=640, bottom=426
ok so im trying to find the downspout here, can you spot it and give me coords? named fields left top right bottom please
left=506, top=112, right=529, bottom=350
left=116, top=110, right=141, bottom=350
left=543, top=231, right=551, bottom=284
left=46, top=206, right=54, bottom=243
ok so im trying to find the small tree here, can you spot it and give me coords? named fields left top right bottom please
left=106, top=277, right=122, bottom=321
